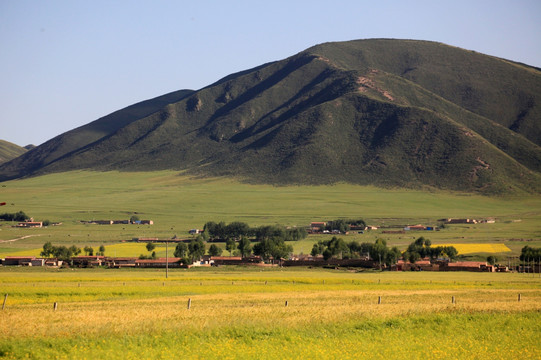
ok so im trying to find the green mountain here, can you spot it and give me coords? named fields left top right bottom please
left=0, top=140, right=27, bottom=164
left=1, top=39, right=540, bottom=194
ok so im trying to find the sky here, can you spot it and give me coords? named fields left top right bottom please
left=1, top=0, right=540, bottom=147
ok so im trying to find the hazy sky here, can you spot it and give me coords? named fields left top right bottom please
left=1, top=0, right=540, bottom=146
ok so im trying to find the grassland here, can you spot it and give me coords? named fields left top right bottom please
left=0, top=267, right=540, bottom=359
left=1, top=171, right=540, bottom=260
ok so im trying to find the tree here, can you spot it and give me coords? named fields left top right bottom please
left=253, top=237, right=292, bottom=263
left=174, top=242, right=188, bottom=258
left=146, top=242, right=156, bottom=252
left=130, top=215, right=140, bottom=223
left=311, top=241, right=326, bottom=256
left=237, top=236, right=252, bottom=258
left=326, top=236, right=350, bottom=259
left=83, top=246, right=94, bottom=256
left=322, top=248, right=333, bottom=261
left=203, top=221, right=218, bottom=239
left=369, top=239, right=388, bottom=265
left=97, top=245, right=105, bottom=256
left=40, top=241, right=54, bottom=257
left=188, top=236, right=205, bottom=263
left=285, top=227, right=308, bottom=241
left=225, top=238, right=236, bottom=256
left=226, top=221, right=250, bottom=240
left=208, top=244, right=223, bottom=257
left=326, top=219, right=350, bottom=234
left=443, top=246, right=458, bottom=260
left=70, top=245, right=81, bottom=257
left=385, top=247, right=401, bottom=266
left=408, top=251, right=420, bottom=264
left=487, top=255, right=498, bottom=265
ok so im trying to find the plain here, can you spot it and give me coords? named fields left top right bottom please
left=1, top=171, right=540, bottom=260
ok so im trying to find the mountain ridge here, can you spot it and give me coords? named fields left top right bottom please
left=1, top=39, right=540, bottom=194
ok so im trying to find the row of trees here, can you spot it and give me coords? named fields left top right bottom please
left=311, top=237, right=401, bottom=265
left=403, top=237, right=458, bottom=263
left=520, top=246, right=541, bottom=262
left=202, top=221, right=308, bottom=242
left=320, top=219, right=367, bottom=233
left=311, top=236, right=458, bottom=266
left=0, top=211, right=30, bottom=222
left=40, top=242, right=106, bottom=261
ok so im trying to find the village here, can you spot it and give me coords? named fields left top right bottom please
left=2, top=217, right=539, bottom=274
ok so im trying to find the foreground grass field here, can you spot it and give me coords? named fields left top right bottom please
left=0, top=267, right=540, bottom=359
left=1, top=171, right=540, bottom=259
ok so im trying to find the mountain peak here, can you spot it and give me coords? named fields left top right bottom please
left=1, top=39, right=540, bottom=194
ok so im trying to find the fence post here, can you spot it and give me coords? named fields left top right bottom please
left=452, top=296, right=455, bottom=304
left=285, top=300, right=288, bottom=307
left=2, top=294, right=7, bottom=310
left=518, top=293, right=521, bottom=302
left=378, top=296, right=382, bottom=304
left=187, top=298, right=191, bottom=310
left=53, top=302, right=58, bottom=311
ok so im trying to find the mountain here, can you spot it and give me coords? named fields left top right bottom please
left=0, top=140, right=27, bottom=164
left=1, top=39, right=540, bottom=194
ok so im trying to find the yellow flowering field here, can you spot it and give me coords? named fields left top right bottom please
left=439, top=243, right=511, bottom=254
left=0, top=268, right=539, bottom=359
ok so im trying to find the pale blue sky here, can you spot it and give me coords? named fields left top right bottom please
left=1, top=0, right=540, bottom=146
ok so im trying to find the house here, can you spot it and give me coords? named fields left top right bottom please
left=310, top=222, right=326, bottom=232
left=112, top=220, right=130, bottom=225
left=404, top=225, right=426, bottom=231
left=2, top=256, right=37, bottom=266
left=189, top=229, right=202, bottom=235
left=135, top=257, right=182, bottom=268
left=71, top=256, right=105, bottom=267
left=140, top=220, right=153, bottom=225
left=31, top=259, right=45, bottom=266
left=106, top=257, right=137, bottom=268
left=44, top=258, right=63, bottom=267
left=444, top=218, right=478, bottom=224
left=440, top=261, right=495, bottom=272
left=17, top=221, right=42, bottom=228
left=93, top=220, right=113, bottom=225
left=394, top=259, right=438, bottom=271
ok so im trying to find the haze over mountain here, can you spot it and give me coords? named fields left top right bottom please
left=1, top=39, right=540, bottom=194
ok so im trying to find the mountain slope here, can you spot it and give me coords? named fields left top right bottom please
left=1, top=39, right=540, bottom=194
left=0, top=89, right=193, bottom=180
left=0, top=140, right=27, bottom=164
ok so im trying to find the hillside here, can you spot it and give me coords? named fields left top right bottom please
left=1, top=39, right=540, bottom=194
left=0, top=140, right=27, bottom=164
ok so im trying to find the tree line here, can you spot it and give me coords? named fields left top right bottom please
left=0, top=211, right=30, bottom=222
left=201, top=221, right=308, bottom=242
left=311, top=236, right=458, bottom=266
left=40, top=242, right=106, bottom=261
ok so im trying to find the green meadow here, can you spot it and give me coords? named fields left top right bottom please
left=0, top=171, right=540, bottom=259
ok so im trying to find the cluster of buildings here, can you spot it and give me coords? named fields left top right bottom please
left=81, top=219, right=153, bottom=225
left=0, top=254, right=510, bottom=272
left=0, top=255, right=266, bottom=268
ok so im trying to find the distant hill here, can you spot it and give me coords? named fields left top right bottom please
left=1, top=39, right=540, bottom=194
left=0, top=140, right=27, bottom=164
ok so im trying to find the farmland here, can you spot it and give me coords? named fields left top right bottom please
left=1, top=171, right=540, bottom=260
left=1, top=171, right=541, bottom=358
left=0, top=267, right=540, bottom=359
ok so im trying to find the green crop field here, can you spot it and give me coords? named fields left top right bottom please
left=0, top=267, right=540, bottom=359
left=0, top=171, right=540, bottom=259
